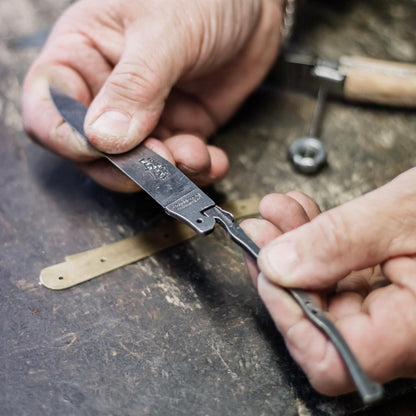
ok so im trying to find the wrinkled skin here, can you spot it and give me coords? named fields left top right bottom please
left=23, top=0, right=283, bottom=191
left=241, top=167, right=416, bottom=396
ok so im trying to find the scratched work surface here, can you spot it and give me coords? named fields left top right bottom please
left=1, top=0, right=416, bottom=415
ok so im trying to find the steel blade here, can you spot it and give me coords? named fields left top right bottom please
left=50, top=87, right=216, bottom=234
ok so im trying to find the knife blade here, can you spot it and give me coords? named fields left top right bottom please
left=50, top=87, right=383, bottom=404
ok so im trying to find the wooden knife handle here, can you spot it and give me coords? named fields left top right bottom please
left=339, top=56, right=416, bottom=107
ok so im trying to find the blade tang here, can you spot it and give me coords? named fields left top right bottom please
left=105, top=147, right=217, bottom=234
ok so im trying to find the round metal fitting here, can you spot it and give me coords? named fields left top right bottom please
left=288, top=137, right=327, bottom=174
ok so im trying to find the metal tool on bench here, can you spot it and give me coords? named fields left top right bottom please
left=278, top=52, right=416, bottom=173
left=288, top=86, right=328, bottom=174
left=276, top=51, right=416, bottom=107
left=50, top=87, right=383, bottom=404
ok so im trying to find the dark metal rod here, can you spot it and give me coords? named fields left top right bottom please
left=309, top=86, right=328, bottom=138
left=205, top=205, right=383, bottom=404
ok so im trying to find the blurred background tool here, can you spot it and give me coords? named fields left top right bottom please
left=274, top=52, right=416, bottom=174
left=288, top=86, right=328, bottom=174
left=274, top=52, right=416, bottom=107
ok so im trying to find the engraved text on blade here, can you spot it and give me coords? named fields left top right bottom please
left=139, top=158, right=170, bottom=181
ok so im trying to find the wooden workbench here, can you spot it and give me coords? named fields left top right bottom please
left=1, top=0, right=416, bottom=414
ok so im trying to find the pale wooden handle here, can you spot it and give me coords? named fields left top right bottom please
left=339, top=55, right=416, bottom=107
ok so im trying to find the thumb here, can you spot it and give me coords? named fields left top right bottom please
left=258, top=169, right=416, bottom=289
left=84, top=29, right=183, bottom=154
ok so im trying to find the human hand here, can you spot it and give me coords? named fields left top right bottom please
left=23, top=0, right=283, bottom=192
left=241, top=168, right=416, bottom=396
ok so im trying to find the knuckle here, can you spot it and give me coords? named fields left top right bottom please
left=312, top=210, right=351, bottom=258
left=107, top=62, right=164, bottom=106
left=259, top=193, right=282, bottom=209
left=259, top=192, right=288, bottom=212
left=306, top=347, right=349, bottom=396
left=286, top=190, right=308, bottom=201
left=22, top=113, right=36, bottom=141
left=285, top=194, right=308, bottom=216
left=286, top=322, right=347, bottom=395
left=286, top=191, right=321, bottom=216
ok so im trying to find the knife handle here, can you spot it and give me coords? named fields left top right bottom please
left=339, top=55, right=416, bottom=107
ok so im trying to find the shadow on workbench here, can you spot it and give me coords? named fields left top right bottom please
left=355, top=393, right=416, bottom=416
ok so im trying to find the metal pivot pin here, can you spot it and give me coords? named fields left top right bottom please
left=289, top=87, right=328, bottom=174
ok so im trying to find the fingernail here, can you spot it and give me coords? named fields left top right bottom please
left=89, top=111, right=131, bottom=139
left=259, top=241, right=300, bottom=285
